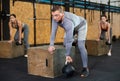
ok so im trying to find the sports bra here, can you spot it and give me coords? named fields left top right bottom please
left=12, top=21, right=24, bottom=30
left=100, top=21, right=108, bottom=31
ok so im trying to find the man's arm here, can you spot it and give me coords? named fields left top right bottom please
left=64, top=22, right=74, bottom=56
left=48, top=19, right=58, bottom=54
left=50, top=19, right=58, bottom=46
left=65, top=30, right=73, bottom=56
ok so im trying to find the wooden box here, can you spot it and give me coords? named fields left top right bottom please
left=85, top=40, right=109, bottom=56
left=0, top=41, right=24, bottom=58
left=27, top=45, right=76, bottom=78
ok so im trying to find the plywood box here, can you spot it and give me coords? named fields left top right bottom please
left=0, top=41, right=24, bottom=58
left=85, top=40, right=109, bottom=56
left=27, top=45, right=77, bottom=78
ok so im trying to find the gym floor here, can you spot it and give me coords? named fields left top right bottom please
left=0, top=40, right=120, bottom=81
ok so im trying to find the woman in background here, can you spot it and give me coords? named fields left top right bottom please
left=97, top=15, right=112, bottom=56
left=8, top=14, right=29, bottom=57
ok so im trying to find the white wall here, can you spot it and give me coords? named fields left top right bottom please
left=86, top=0, right=120, bottom=7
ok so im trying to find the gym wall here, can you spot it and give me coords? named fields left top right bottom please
left=10, top=0, right=65, bottom=45
left=0, top=0, right=1, bottom=40
left=9, top=0, right=120, bottom=45
left=112, top=13, right=120, bottom=38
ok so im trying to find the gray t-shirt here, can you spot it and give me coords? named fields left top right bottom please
left=50, top=11, right=87, bottom=56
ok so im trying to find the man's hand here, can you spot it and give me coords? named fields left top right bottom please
left=48, top=46, right=55, bottom=54
left=66, top=56, right=73, bottom=63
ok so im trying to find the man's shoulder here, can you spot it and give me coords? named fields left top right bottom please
left=64, top=11, right=77, bottom=18
left=64, top=11, right=74, bottom=15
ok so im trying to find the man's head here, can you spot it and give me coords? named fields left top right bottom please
left=51, top=5, right=64, bottom=22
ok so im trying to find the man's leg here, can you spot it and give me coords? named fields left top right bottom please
left=77, top=22, right=89, bottom=77
left=77, top=40, right=89, bottom=77
left=77, top=40, right=88, bottom=68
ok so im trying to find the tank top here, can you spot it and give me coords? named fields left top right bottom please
left=100, top=21, right=108, bottom=32
left=12, top=21, right=24, bottom=30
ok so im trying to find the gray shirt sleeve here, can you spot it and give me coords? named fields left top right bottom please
left=64, top=22, right=74, bottom=56
left=50, top=19, right=58, bottom=46
left=64, top=21, right=74, bottom=56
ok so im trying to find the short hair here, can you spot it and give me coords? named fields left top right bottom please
left=51, top=5, right=63, bottom=13
left=10, top=14, right=16, bottom=18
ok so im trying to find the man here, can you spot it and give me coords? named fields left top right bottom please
left=48, top=5, right=89, bottom=77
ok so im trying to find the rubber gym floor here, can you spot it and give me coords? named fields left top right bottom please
left=0, top=40, right=120, bottom=81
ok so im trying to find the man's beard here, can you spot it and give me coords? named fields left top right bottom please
left=57, top=17, right=63, bottom=23
left=58, top=19, right=62, bottom=23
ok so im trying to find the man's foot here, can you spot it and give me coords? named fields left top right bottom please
left=80, top=68, right=89, bottom=78
left=107, top=52, right=111, bottom=56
